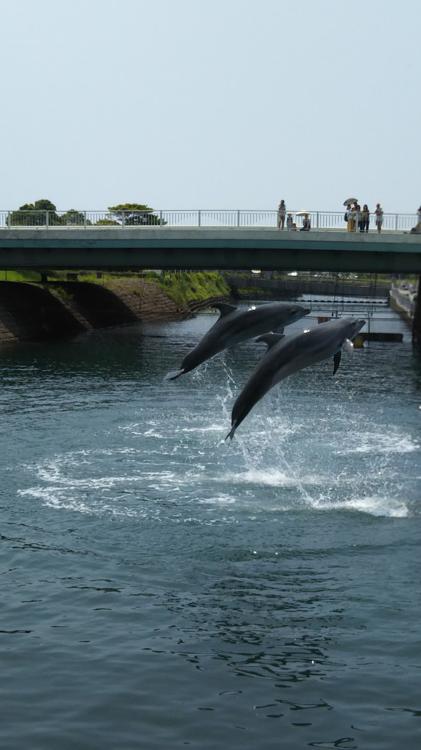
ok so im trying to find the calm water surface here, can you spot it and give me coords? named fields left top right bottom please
left=1, top=305, right=421, bottom=749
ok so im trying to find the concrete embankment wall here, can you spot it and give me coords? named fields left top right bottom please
left=389, top=286, right=416, bottom=323
left=0, top=279, right=189, bottom=346
left=389, top=280, right=421, bottom=344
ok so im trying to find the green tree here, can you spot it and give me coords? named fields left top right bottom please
left=9, top=199, right=63, bottom=226
left=108, top=203, right=163, bottom=225
left=95, top=218, right=119, bottom=226
left=60, top=209, right=91, bottom=226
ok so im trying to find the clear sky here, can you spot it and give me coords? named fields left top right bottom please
left=1, top=0, right=420, bottom=212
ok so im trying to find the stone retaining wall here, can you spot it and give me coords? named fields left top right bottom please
left=0, top=279, right=191, bottom=346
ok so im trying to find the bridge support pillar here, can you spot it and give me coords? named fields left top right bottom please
left=412, top=276, right=421, bottom=346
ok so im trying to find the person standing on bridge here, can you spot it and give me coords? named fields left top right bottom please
left=360, top=204, right=370, bottom=233
left=277, top=200, right=286, bottom=229
left=375, top=203, right=384, bottom=233
left=354, top=203, right=362, bottom=232
left=286, top=213, right=293, bottom=230
left=346, top=203, right=356, bottom=232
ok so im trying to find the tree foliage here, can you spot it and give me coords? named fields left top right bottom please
left=9, top=199, right=62, bottom=226
left=108, top=203, right=162, bottom=225
left=95, top=218, right=120, bottom=226
left=61, top=209, right=91, bottom=226
left=8, top=199, right=163, bottom=227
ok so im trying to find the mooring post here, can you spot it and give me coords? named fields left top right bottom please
left=412, top=276, right=421, bottom=346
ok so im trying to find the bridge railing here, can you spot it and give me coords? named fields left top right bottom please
left=0, top=209, right=418, bottom=232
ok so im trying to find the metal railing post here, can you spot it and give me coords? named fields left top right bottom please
left=45, top=211, right=49, bottom=228
left=6, top=211, right=10, bottom=228
left=395, top=214, right=398, bottom=231
left=198, top=210, right=201, bottom=227
left=159, top=210, right=163, bottom=225
left=316, top=212, right=319, bottom=229
left=121, top=211, right=125, bottom=228
left=84, top=211, right=87, bottom=229
left=237, top=210, right=240, bottom=227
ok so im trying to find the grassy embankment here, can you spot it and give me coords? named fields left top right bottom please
left=145, top=271, right=230, bottom=306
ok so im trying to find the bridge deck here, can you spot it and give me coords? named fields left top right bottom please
left=1, top=228, right=421, bottom=273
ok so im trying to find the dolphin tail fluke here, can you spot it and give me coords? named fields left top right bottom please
left=225, top=421, right=238, bottom=441
left=165, top=368, right=185, bottom=381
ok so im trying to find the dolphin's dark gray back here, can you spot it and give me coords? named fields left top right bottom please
left=167, top=301, right=309, bottom=379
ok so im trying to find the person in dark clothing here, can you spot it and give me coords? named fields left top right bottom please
left=360, top=204, right=370, bottom=233
left=300, top=214, right=311, bottom=231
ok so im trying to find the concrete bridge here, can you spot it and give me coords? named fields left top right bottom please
left=1, top=227, right=421, bottom=274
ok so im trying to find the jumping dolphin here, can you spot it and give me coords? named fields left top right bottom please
left=226, top=317, right=365, bottom=439
left=166, top=301, right=310, bottom=380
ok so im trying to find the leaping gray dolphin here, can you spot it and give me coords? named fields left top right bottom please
left=166, top=301, right=310, bottom=380
left=226, top=317, right=365, bottom=439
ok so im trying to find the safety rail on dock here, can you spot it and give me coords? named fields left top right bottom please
left=0, top=209, right=418, bottom=233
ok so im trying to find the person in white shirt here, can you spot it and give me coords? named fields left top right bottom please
left=374, top=204, right=383, bottom=233
left=277, top=200, right=286, bottom=229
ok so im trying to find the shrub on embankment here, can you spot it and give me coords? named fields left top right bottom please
left=143, top=271, right=231, bottom=306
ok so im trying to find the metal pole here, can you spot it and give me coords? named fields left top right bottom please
left=121, top=211, right=125, bottom=228
left=46, top=211, right=49, bottom=228
left=237, top=210, right=240, bottom=227
left=198, top=210, right=201, bottom=228
left=159, top=210, right=163, bottom=225
left=395, top=214, right=398, bottom=231
left=316, top=212, right=319, bottom=229
left=84, top=211, right=87, bottom=229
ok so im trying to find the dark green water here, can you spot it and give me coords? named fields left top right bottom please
left=1, top=308, right=420, bottom=749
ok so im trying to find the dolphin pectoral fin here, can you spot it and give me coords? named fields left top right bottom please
left=333, top=351, right=342, bottom=375
left=255, top=333, right=284, bottom=349
left=165, top=368, right=185, bottom=381
left=213, top=302, right=237, bottom=317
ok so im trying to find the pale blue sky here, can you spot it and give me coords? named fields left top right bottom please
left=1, top=0, right=420, bottom=212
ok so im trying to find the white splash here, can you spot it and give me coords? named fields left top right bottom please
left=336, top=432, right=419, bottom=456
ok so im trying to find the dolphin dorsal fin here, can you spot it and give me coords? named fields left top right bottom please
left=333, top=350, right=342, bottom=375
left=212, top=302, right=237, bottom=317
left=255, top=333, right=284, bottom=349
